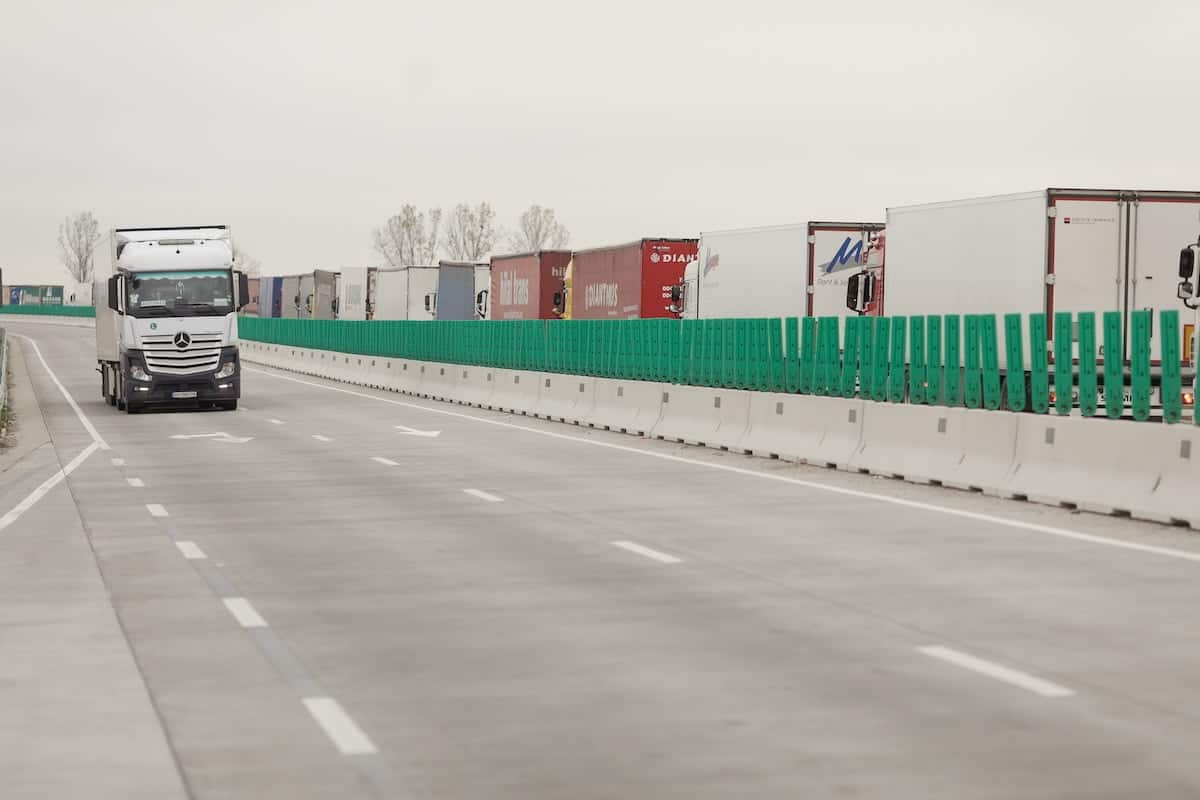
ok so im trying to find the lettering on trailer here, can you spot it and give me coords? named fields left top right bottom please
left=818, top=236, right=866, bottom=275
left=648, top=251, right=691, bottom=264
left=499, top=271, right=530, bottom=306
left=585, top=282, right=619, bottom=309
left=551, top=266, right=567, bottom=279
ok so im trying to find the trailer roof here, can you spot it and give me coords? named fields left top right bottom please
left=570, top=237, right=698, bottom=256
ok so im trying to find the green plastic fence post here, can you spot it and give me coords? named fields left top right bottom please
left=888, top=316, right=906, bottom=403
left=859, top=316, right=876, bottom=398
left=1103, top=311, right=1124, bottom=419
left=871, top=317, right=890, bottom=402
left=1053, top=313, right=1073, bottom=415
left=980, top=315, right=1002, bottom=410
left=735, top=319, right=750, bottom=389
left=1078, top=313, right=1098, bottom=416
left=1029, top=313, right=1049, bottom=414
left=1161, top=310, right=1182, bottom=424
left=925, top=315, right=942, bottom=405
left=759, top=318, right=773, bottom=391
left=1004, top=313, right=1026, bottom=412
left=799, top=318, right=817, bottom=394
left=767, top=318, right=783, bottom=392
left=1130, top=309, right=1151, bottom=421
left=819, top=317, right=840, bottom=396
left=840, top=317, right=859, bottom=398
left=963, top=315, right=981, bottom=409
left=908, top=316, right=927, bottom=404
left=723, top=319, right=737, bottom=389
left=783, top=318, right=800, bottom=393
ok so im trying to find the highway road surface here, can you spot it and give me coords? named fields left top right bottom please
left=7, top=319, right=1200, bottom=799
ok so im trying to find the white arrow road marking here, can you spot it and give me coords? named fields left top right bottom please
left=169, top=432, right=254, bottom=444
left=394, top=424, right=441, bottom=437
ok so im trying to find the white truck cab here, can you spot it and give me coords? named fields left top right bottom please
left=96, top=226, right=249, bottom=412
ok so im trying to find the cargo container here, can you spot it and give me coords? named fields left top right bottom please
left=570, top=238, right=697, bottom=320
left=807, top=222, right=885, bottom=318
left=8, top=285, right=64, bottom=305
left=259, top=276, right=282, bottom=317
left=336, top=267, right=369, bottom=320
left=433, top=261, right=485, bottom=321
left=370, top=266, right=439, bottom=320
left=474, top=264, right=491, bottom=319
left=243, top=277, right=261, bottom=316
left=280, top=276, right=302, bottom=318
left=881, top=187, right=1200, bottom=381
left=311, top=269, right=336, bottom=319
left=489, top=251, right=572, bottom=320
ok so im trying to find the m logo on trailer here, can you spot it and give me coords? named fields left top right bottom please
left=818, top=236, right=866, bottom=275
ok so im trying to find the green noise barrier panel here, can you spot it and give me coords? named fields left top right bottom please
left=237, top=312, right=1186, bottom=422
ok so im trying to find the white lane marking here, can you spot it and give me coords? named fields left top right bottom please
left=312, top=434, right=333, bottom=443
left=176, top=541, right=207, bottom=560
left=462, top=488, right=503, bottom=503
left=170, top=432, right=253, bottom=444
left=146, top=503, right=169, bottom=518
left=12, top=334, right=109, bottom=449
left=126, top=477, right=145, bottom=488
left=302, top=697, right=378, bottom=755
left=111, top=458, right=126, bottom=467
left=267, top=418, right=285, bottom=425
left=249, top=366, right=1200, bottom=567
left=0, top=441, right=100, bottom=533
left=371, top=456, right=399, bottom=467
left=613, top=540, right=683, bottom=564
left=395, top=424, right=441, bottom=437
left=918, top=645, right=1074, bottom=698
left=222, top=597, right=268, bottom=628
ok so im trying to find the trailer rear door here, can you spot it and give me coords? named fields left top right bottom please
left=1130, top=198, right=1200, bottom=362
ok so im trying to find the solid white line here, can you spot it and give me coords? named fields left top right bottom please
left=371, top=456, right=398, bottom=467
left=267, top=418, right=285, bottom=425
left=302, top=697, right=378, bottom=755
left=918, top=645, right=1074, bottom=698
left=248, top=365, right=1200, bottom=567
left=111, top=457, right=126, bottom=467
left=126, top=477, right=145, bottom=488
left=613, top=540, right=683, bottom=564
left=222, top=597, right=268, bottom=628
left=146, top=503, right=169, bottom=518
left=0, top=441, right=100, bottom=533
left=312, top=434, right=333, bottom=442
left=462, top=488, right=503, bottom=503
left=12, top=334, right=109, bottom=449
left=175, top=541, right=207, bottom=560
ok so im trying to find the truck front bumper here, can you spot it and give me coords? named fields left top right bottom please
left=124, top=347, right=241, bottom=408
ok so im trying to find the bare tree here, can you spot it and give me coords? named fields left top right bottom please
left=507, top=205, right=570, bottom=252
left=57, top=211, right=102, bottom=284
left=372, top=205, right=442, bottom=266
left=443, top=202, right=497, bottom=261
left=232, top=245, right=262, bottom=277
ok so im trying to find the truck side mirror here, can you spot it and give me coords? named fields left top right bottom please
left=670, top=285, right=682, bottom=303
left=552, top=291, right=564, bottom=310
left=845, top=271, right=877, bottom=314
left=235, top=271, right=250, bottom=310
left=1181, top=247, right=1196, bottom=279
left=107, top=275, right=120, bottom=311
left=475, top=289, right=488, bottom=318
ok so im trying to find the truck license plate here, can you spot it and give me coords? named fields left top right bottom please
left=172, top=391, right=198, bottom=399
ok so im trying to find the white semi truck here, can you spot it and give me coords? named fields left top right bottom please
left=675, top=221, right=884, bottom=319
left=96, top=226, right=250, bottom=412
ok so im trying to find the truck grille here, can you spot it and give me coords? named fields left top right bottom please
left=141, top=333, right=223, bottom=375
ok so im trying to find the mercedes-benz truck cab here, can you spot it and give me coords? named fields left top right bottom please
left=96, top=226, right=250, bottom=413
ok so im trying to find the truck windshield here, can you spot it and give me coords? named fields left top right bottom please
left=126, top=270, right=233, bottom=317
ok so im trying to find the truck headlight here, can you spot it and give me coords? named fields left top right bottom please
left=130, top=364, right=152, bottom=382
left=215, top=362, right=236, bottom=379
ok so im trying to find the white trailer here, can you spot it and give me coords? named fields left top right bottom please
left=336, top=267, right=369, bottom=320
left=368, top=266, right=439, bottom=320
left=677, top=222, right=883, bottom=320
left=882, top=188, right=1200, bottom=377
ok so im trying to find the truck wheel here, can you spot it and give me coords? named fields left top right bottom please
left=116, top=377, right=127, bottom=411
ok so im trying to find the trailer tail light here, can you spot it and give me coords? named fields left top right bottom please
left=1048, top=389, right=1056, bottom=404
left=1184, top=392, right=1195, bottom=407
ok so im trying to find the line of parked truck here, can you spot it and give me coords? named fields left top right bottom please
left=242, top=186, right=1200, bottom=402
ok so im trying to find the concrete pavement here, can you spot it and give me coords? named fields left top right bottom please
left=6, top=319, right=1200, bottom=797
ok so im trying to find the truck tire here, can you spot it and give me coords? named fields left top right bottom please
left=116, top=377, right=127, bottom=411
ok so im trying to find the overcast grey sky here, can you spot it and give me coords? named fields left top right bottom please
left=2, top=0, right=1197, bottom=285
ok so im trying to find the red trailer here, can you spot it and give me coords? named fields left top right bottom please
left=570, top=238, right=698, bottom=320
left=489, top=251, right=572, bottom=320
